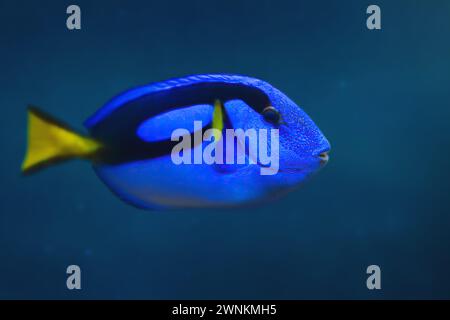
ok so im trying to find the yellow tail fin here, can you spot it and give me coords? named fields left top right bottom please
left=22, top=107, right=102, bottom=174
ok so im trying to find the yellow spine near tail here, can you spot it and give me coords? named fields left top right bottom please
left=21, top=107, right=102, bottom=174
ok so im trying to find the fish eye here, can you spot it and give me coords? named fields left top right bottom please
left=262, top=106, right=281, bottom=124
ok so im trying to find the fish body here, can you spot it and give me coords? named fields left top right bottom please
left=22, top=74, right=330, bottom=209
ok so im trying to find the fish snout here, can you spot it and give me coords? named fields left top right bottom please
left=318, top=151, right=329, bottom=165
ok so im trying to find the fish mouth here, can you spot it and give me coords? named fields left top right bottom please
left=313, top=146, right=330, bottom=166
left=318, top=151, right=329, bottom=165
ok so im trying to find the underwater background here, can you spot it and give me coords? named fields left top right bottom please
left=1, top=0, right=450, bottom=299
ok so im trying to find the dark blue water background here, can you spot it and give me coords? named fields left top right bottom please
left=1, top=0, right=449, bottom=298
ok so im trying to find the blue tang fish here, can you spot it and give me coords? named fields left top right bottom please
left=22, top=74, right=330, bottom=209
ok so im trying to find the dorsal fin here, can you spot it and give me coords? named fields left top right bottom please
left=84, top=74, right=270, bottom=130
